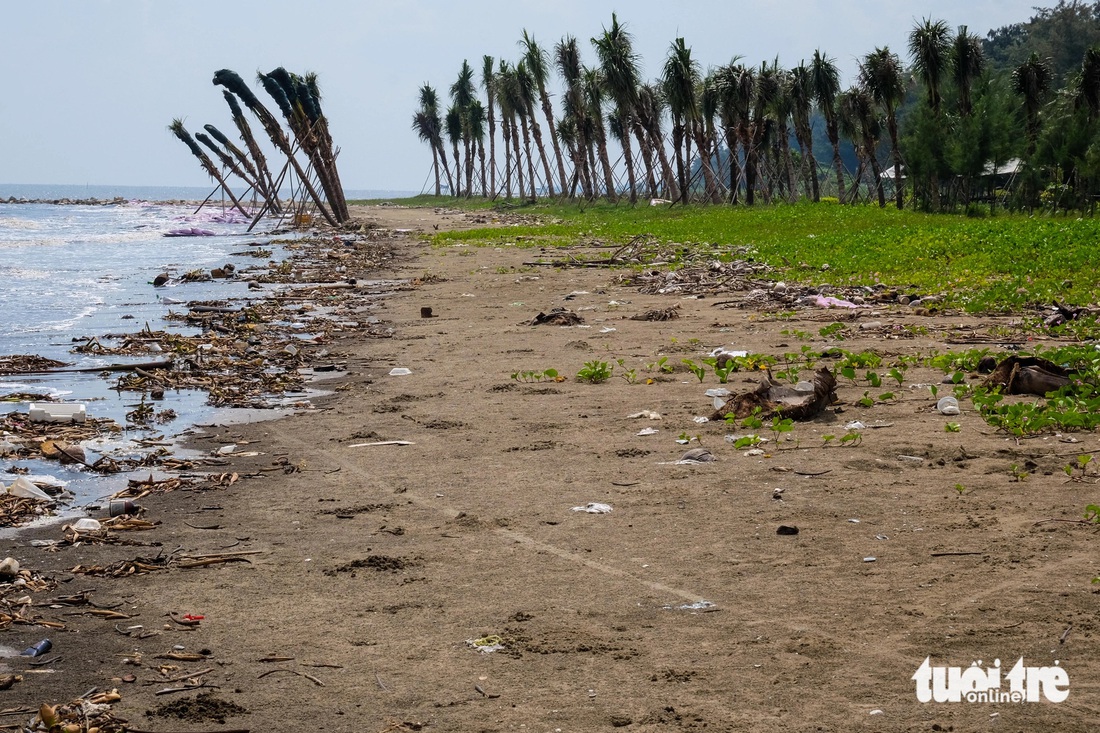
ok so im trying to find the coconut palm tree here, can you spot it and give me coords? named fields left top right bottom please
left=769, top=63, right=798, bottom=202
left=636, top=83, right=678, bottom=200
left=810, top=51, right=846, bottom=203
left=697, top=74, right=724, bottom=202
left=417, top=84, right=453, bottom=195
left=952, top=27, right=985, bottom=118
left=556, top=36, right=594, bottom=199
left=202, top=123, right=275, bottom=210
left=789, top=62, right=819, bottom=201
left=839, top=86, right=885, bottom=206
left=593, top=14, right=641, bottom=203
left=860, top=47, right=906, bottom=209
left=412, top=110, right=443, bottom=196
left=450, top=61, right=477, bottom=198
left=481, top=57, right=498, bottom=198
left=219, top=91, right=280, bottom=208
left=468, top=100, right=487, bottom=196
left=712, top=62, right=749, bottom=203
left=213, top=69, right=337, bottom=225
left=169, top=119, right=250, bottom=217
left=1079, top=47, right=1100, bottom=120
left=517, top=60, right=555, bottom=197
left=583, top=66, right=617, bottom=201
left=556, top=116, right=581, bottom=196
left=521, top=31, right=569, bottom=194
left=495, top=61, right=527, bottom=200
left=445, top=105, right=463, bottom=197
left=663, top=38, right=699, bottom=204
left=746, top=61, right=779, bottom=205
left=195, top=130, right=265, bottom=205
left=1013, top=53, right=1053, bottom=156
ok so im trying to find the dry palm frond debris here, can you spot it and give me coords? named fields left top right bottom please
left=527, top=308, right=584, bottom=326
left=630, top=304, right=681, bottom=321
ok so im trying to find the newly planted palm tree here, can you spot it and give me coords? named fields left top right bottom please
left=636, top=83, right=678, bottom=200
left=810, top=50, right=846, bottom=202
left=839, top=86, right=885, bottom=206
left=202, top=123, right=276, bottom=210
left=495, top=62, right=527, bottom=200
left=517, top=60, right=555, bottom=197
left=593, top=14, right=641, bottom=203
left=213, top=69, right=337, bottom=225
left=220, top=91, right=279, bottom=207
left=556, top=36, right=593, bottom=199
left=417, top=84, right=453, bottom=195
left=663, top=38, right=699, bottom=203
left=445, top=105, right=463, bottom=197
left=521, top=31, right=568, bottom=194
left=468, top=100, right=488, bottom=196
left=583, top=66, right=617, bottom=201
left=195, top=131, right=264, bottom=204
left=860, top=47, right=906, bottom=208
left=789, top=62, right=819, bottom=201
left=481, top=57, right=498, bottom=199
left=451, top=61, right=477, bottom=198
left=169, top=119, right=250, bottom=217
left=412, top=109, right=443, bottom=196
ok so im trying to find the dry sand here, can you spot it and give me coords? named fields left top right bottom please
left=5, top=204, right=1098, bottom=732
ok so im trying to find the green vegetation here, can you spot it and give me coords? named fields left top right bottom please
left=430, top=202, right=1100, bottom=310
left=576, top=359, right=613, bottom=383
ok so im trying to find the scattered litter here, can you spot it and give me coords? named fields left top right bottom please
left=572, top=502, right=613, bottom=514
left=599, top=327, right=617, bottom=333
left=897, top=455, right=924, bottom=464
left=937, top=396, right=960, bottom=415
left=21, top=639, right=52, bottom=657
left=875, top=534, right=889, bottom=540
left=674, top=448, right=716, bottom=464
left=631, top=305, right=680, bottom=321
left=859, top=321, right=883, bottom=330
left=28, top=403, right=86, bottom=424
left=348, top=440, right=415, bottom=448
left=664, top=600, right=715, bottom=611
left=772, top=488, right=785, bottom=500
left=813, top=295, right=864, bottom=309
left=693, top=416, right=709, bottom=424
left=983, top=355, right=1071, bottom=396
left=744, top=448, right=765, bottom=457
left=7, top=477, right=53, bottom=501
left=863, top=556, right=877, bottom=563
left=777, top=525, right=799, bottom=535
left=636, top=427, right=659, bottom=436
left=70, top=518, right=102, bottom=532
left=848, top=518, right=861, bottom=523
left=869, top=710, right=884, bottom=716
left=844, top=421, right=866, bottom=430
left=626, top=410, right=662, bottom=420
left=712, top=367, right=837, bottom=422
left=388, top=367, right=412, bottom=376
left=466, top=635, right=506, bottom=654
left=705, top=388, right=731, bottom=398
left=527, top=308, right=584, bottom=326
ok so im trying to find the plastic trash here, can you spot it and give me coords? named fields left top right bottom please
left=28, top=403, right=86, bottom=424
left=813, top=295, right=862, bottom=309
left=937, top=396, right=960, bottom=415
left=21, top=639, right=51, bottom=657
left=572, top=502, right=613, bottom=514
left=109, top=499, right=138, bottom=517
left=388, top=367, right=412, bottom=376
left=636, top=427, right=659, bottom=436
left=7, top=478, right=52, bottom=501
left=626, top=410, right=661, bottom=420
left=70, top=518, right=102, bottom=532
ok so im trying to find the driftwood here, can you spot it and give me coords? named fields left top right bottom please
left=526, top=308, right=584, bottom=326
left=982, top=356, right=1071, bottom=396
left=712, top=366, right=838, bottom=421
left=16, top=359, right=173, bottom=375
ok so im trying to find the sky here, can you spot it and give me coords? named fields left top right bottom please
left=1, top=1, right=1052, bottom=194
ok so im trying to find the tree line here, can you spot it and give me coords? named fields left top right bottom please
left=413, top=3, right=1100, bottom=213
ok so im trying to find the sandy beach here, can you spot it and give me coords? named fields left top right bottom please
left=2, top=203, right=1097, bottom=732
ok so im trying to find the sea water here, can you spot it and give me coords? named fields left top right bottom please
left=0, top=186, right=411, bottom=507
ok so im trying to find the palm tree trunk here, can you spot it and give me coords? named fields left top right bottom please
left=539, top=91, right=569, bottom=194
left=464, top=137, right=474, bottom=199
left=430, top=143, right=442, bottom=196
left=435, top=139, right=455, bottom=195
left=672, top=123, right=687, bottom=204
left=691, top=122, right=720, bottom=204
left=744, top=124, right=759, bottom=206
left=500, top=115, right=513, bottom=198
left=518, top=116, right=537, bottom=199
left=778, top=123, right=798, bottom=203
left=887, top=115, right=903, bottom=209
left=724, top=127, right=741, bottom=204
left=487, top=107, right=498, bottom=198
left=526, top=107, right=556, bottom=197
left=866, top=136, right=886, bottom=207
left=477, top=139, right=487, bottom=197
left=619, top=114, right=638, bottom=204
left=631, top=120, right=657, bottom=198
left=595, top=128, right=617, bottom=202
left=826, top=118, right=846, bottom=202
left=510, top=114, right=527, bottom=200
left=451, top=142, right=462, bottom=197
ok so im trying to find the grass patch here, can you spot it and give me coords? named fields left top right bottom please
left=427, top=200, right=1100, bottom=311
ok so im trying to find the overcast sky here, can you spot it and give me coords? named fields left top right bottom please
left=2, top=1, right=1049, bottom=194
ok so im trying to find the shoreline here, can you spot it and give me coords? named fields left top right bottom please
left=1, top=204, right=1095, bottom=731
